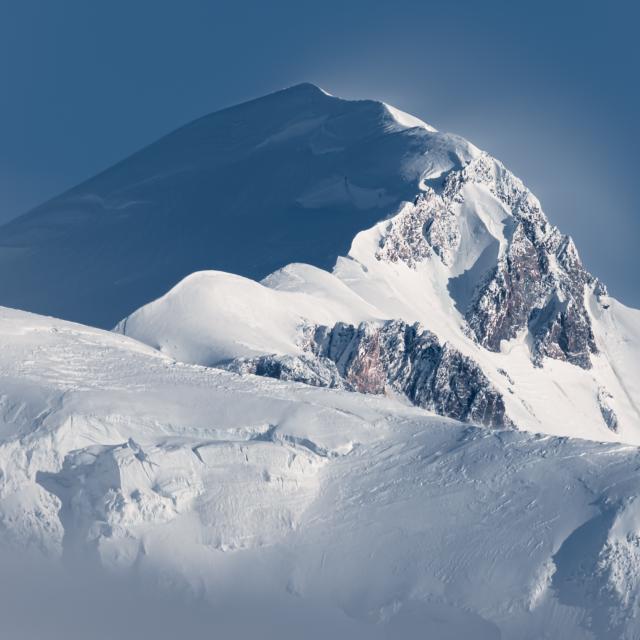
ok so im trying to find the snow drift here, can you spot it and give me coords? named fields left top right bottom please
left=2, top=305, right=640, bottom=638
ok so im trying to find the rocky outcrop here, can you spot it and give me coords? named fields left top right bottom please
left=376, top=190, right=458, bottom=267
left=224, top=353, right=347, bottom=390
left=598, top=387, right=619, bottom=432
left=469, top=228, right=598, bottom=369
left=224, top=320, right=513, bottom=429
left=376, top=152, right=601, bottom=369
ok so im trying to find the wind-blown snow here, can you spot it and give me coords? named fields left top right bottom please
left=382, top=102, right=436, bottom=132
left=115, top=267, right=381, bottom=366
left=2, top=305, right=640, bottom=638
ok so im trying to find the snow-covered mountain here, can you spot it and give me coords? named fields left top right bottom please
left=2, top=84, right=640, bottom=638
left=3, top=306, right=640, bottom=639
left=0, top=83, right=460, bottom=328
left=114, top=87, right=640, bottom=445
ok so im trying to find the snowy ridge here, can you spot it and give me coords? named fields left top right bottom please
left=114, top=267, right=381, bottom=366
left=381, top=102, right=436, bottom=132
left=117, top=138, right=640, bottom=443
left=374, top=151, right=600, bottom=369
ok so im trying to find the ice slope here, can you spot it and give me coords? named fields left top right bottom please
left=590, top=296, right=640, bottom=422
left=3, top=306, right=640, bottom=638
left=0, top=83, right=472, bottom=328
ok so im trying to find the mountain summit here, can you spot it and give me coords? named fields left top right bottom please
left=0, top=83, right=460, bottom=328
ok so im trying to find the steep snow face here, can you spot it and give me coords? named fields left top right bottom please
left=0, top=83, right=476, bottom=328
left=4, top=306, right=640, bottom=639
left=335, top=205, right=640, bottom=442
left=381, top=102, right=436, bottom=132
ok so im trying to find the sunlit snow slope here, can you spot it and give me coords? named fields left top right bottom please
left=118, top=195, right=640, bottom=444
left=3, top=306, right=640, bottom=639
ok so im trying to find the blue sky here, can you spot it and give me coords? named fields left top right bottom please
left=1, top=0, right=638, bottom=304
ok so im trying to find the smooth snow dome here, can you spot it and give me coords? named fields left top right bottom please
left=0, top=83, right=475, bottom=329
left=115, top=266, right=381, bottom=366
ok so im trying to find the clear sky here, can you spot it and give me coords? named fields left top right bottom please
left=1, top=0, right=638, bottom=305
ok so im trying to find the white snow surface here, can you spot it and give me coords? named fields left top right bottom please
left=118, top=209, right=640, bottom=446
left=115, top=266, right=381, bottom=366
left=2, top=84, right=640, bottom=638
left=382, top=102, right=436, bottom=132
left=3, top=305, right=640, bottom=638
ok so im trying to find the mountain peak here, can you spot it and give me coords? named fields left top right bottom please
left=0, top=84, right=452, bottom=327
left=279, top=81, right=331, bottom=96
left=246, top=82, right=333, bottom=107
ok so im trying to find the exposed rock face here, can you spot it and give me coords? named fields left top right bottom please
left=224, top=320, right=513, bottom=429
left=598, top=387, right=619, bottom=432
left=376, top=190, right=457, bottom=267
left=224, top=353, right=346, bottom=390
left=376, top=152, right=600, bottom=369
